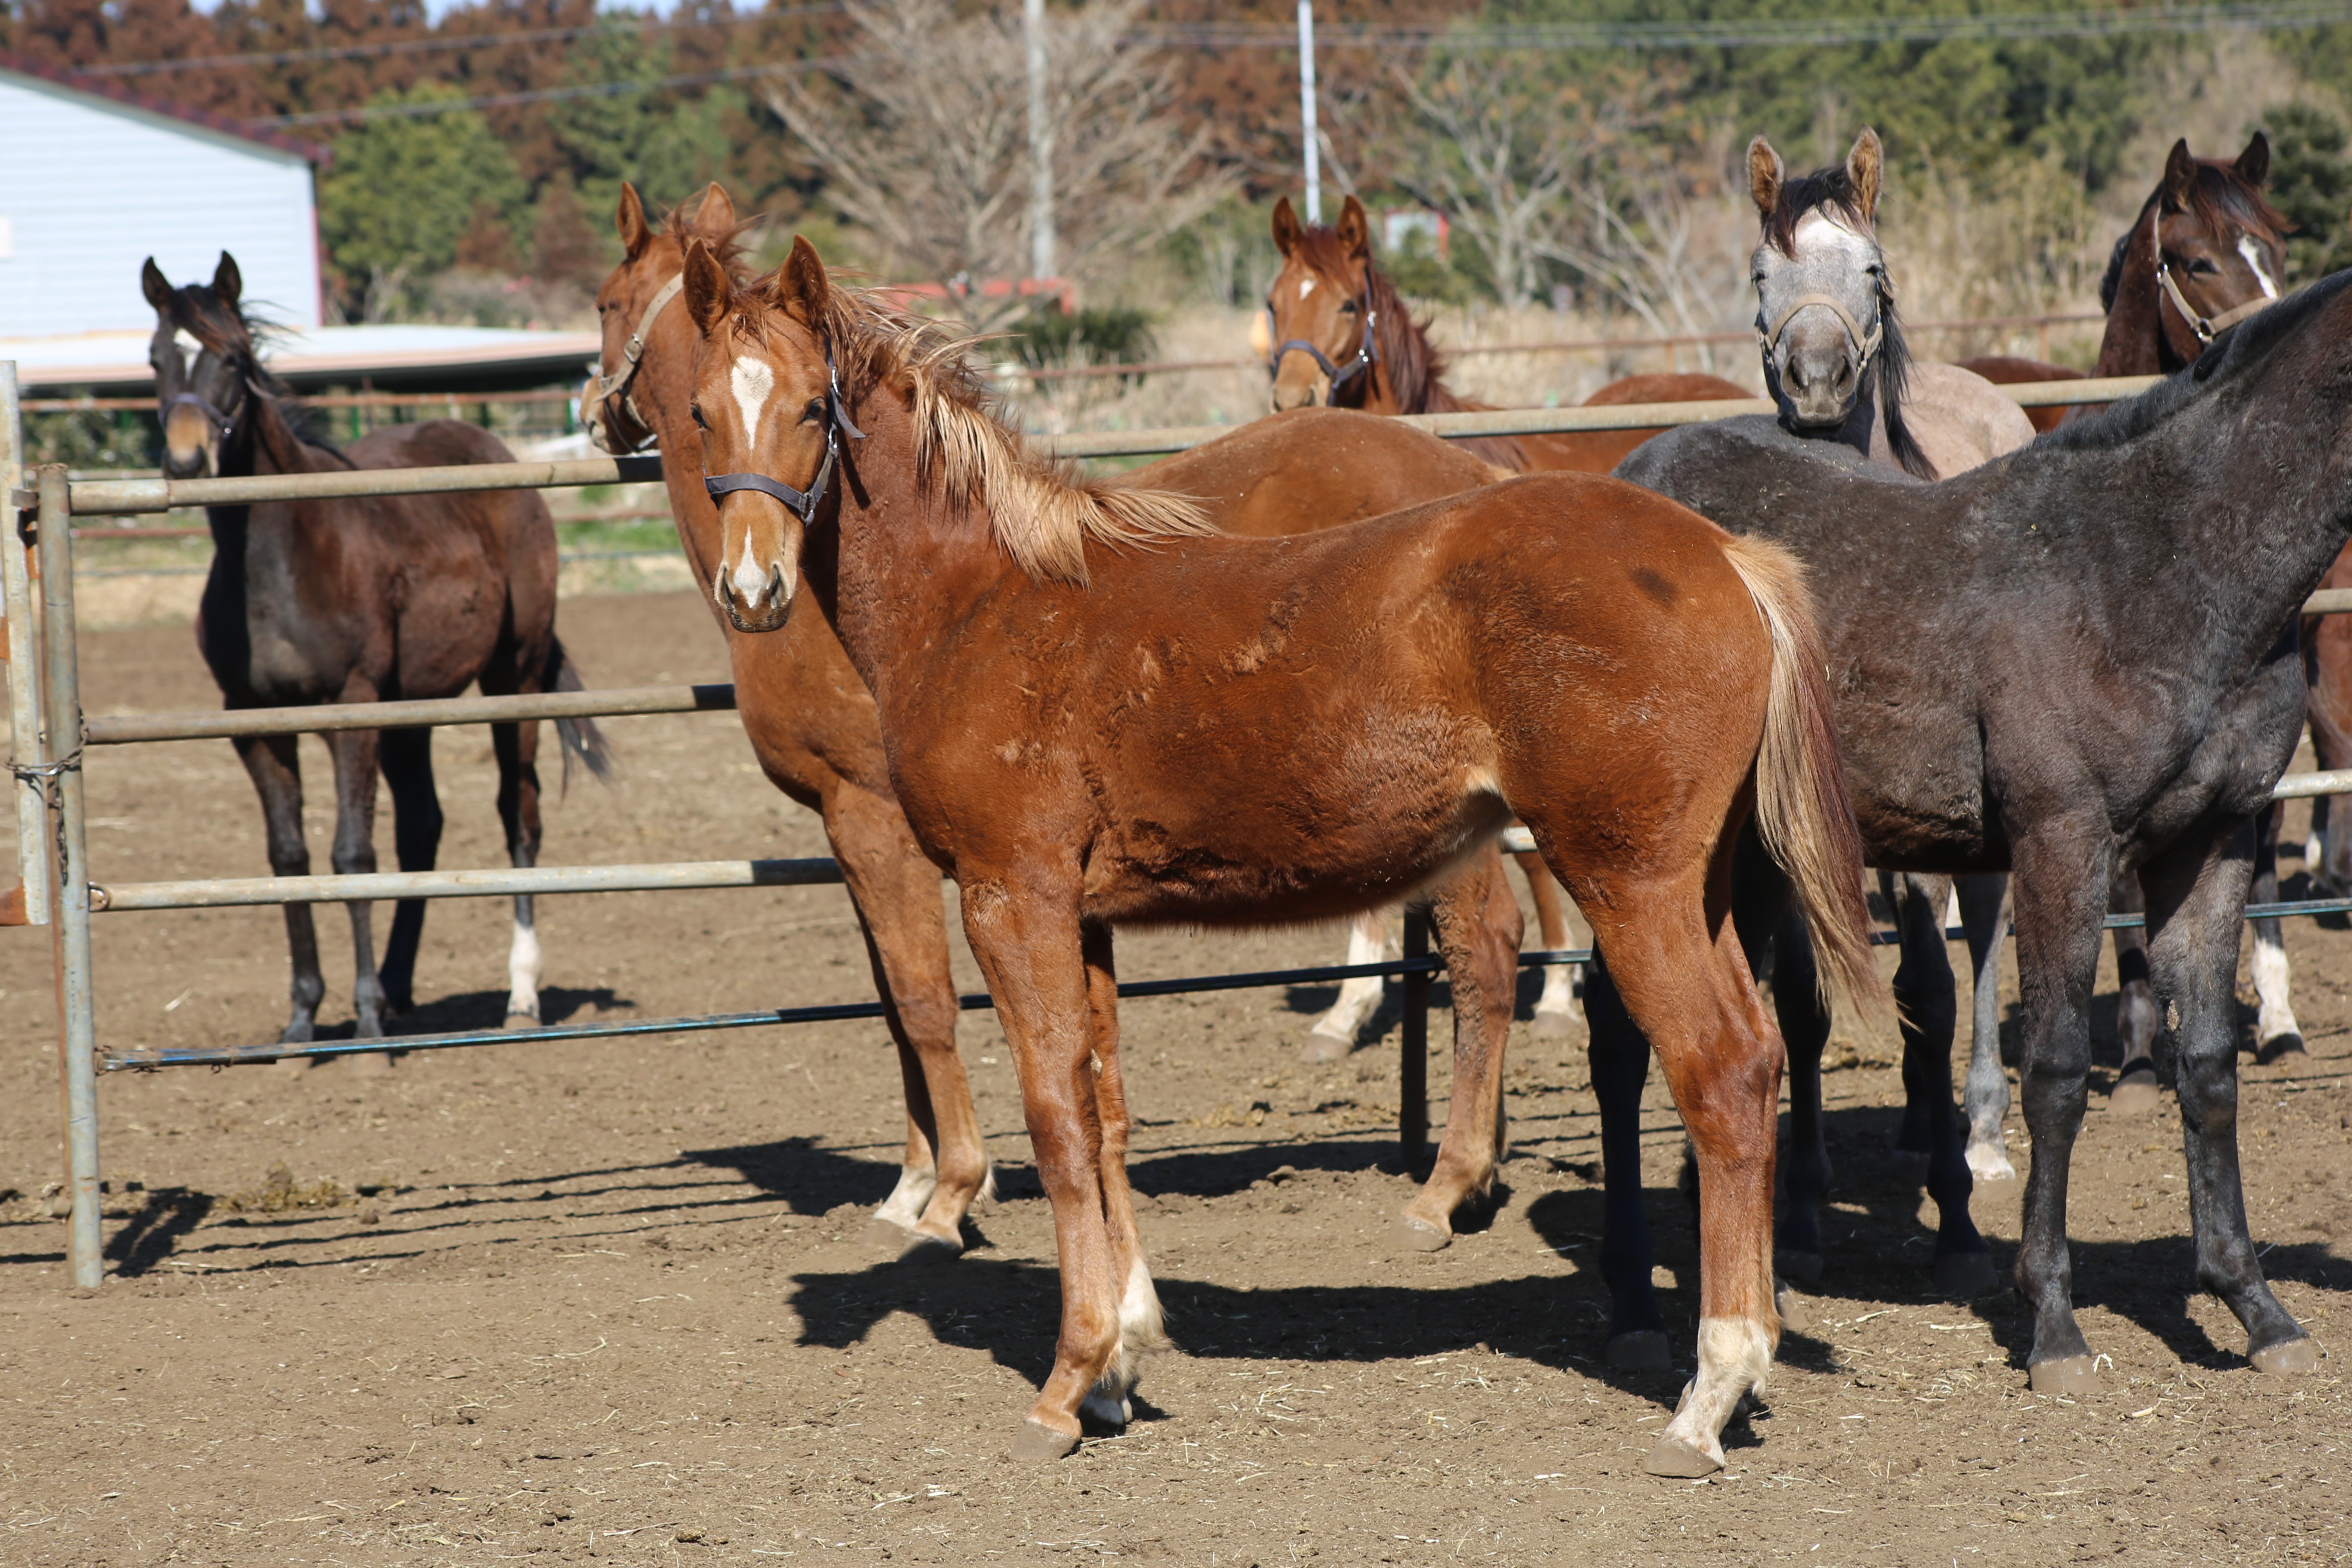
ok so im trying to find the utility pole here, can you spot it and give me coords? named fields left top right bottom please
left=1025, top=0, right=1056, bottom=283
left=1297, top=0, right=1319, bottom=222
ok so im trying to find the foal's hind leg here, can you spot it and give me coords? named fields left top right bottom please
left=824, top=783, right=986, bottom=1255
left=327, top=729, right=393, bottom=1065
left=2109, top=868, right=2163, bottom=1113
left=1396, top=850, right=1523, bottom=1249
left=376, top=727, right=443, bottom=1017
left=1517, top=850, right=1582, bottom=1039
left=1888, top=872, right=1953, bottom=1181
left=1078, top=920, right=1166, bottom=1431
left=1885, top=874, right=1994, bottom=1296
left=490, top=719, right=546, bottom=1024
left=1306, top=907, right=1391, bottom=1060
left=2248, top=801, right=2304, bottom=1061
left=234, top=734, right=325, bottom=1050
left=1958, top=874, right=2017, bottom=1180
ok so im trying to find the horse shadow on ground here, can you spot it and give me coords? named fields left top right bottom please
left=104, top=1187, right=215, bottom=1277
left=389, top=986, right=633, bottom=1036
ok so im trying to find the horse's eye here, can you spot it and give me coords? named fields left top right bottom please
left=1337, top=300, right=1358, bottom=314
left=689, top=404, right=708, bottom=429
left=2189, top=257, right=2220, bottom=275
left=803, top=398, right=826, bottom=424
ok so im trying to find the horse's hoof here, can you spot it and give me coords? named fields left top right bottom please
left=863, top=1216, right=960, bottom=1262
left=1011, top=1418, right=1080, bottom=1463
left=2108, top=1067, right=2162, bottom=1116
left=1890, top=1148, right=1930, bottom=1187
left=2252, top=1335, right=2320, bottom=1376
left=1774, top=1250, right=1823, bottom=1290
left=1079, top=1390, right=1132, bottom=1429
left=503, top=1011, right=542, bottom=1031
left=1965, top=1141, right=2017, bottom=1182
left=1300, top=1027, right=1353, bottom=1064
left=2027, top=1354, right=2099, bottom=1395
left=1605, top=1331, right=1671, bottom=1371
left=1933, top=1250, right=2000, bottom=1299
left=1390, top=1214, right=1452, bottom=1252
left=1774, top=1280, right=1811, bottom=1334
left=2259, top=1031, right=2308, bottom=1065
left=347, top=1051, right=395, bottom=1077
left=1641, top=1435, right=1721, bottom=1478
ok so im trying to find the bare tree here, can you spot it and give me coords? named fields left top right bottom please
left=1386, top=50, right=1581, bottom=311
left=766, top=0, right=1223, bottom=329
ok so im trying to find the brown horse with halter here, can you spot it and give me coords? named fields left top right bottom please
left=586, top=185, right=1539, bottom=1259
left=681, top=231, right=1875, bottom=1475
left=1257, top=193, right=1748, bottom=1045
left=141, top=253, right=608, bottom=1060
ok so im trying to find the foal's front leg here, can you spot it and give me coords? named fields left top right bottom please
left=1304, top=906, right=1391, bottom=1061
left=1957, top=874, right=2016, bottom=1180
left=328, top=728, right=393, bottom=1059
left=232, top=734, right=325, bottom=1048
left=1397, top=850, right=1523, bottom=1248
left=2142, top=823, right=2316, bottom=1375
left=1883, top=874, right=1994, bottom=1296
left=959, top=877, right=1143, bottom=1460
left=1516, top=850, right=1583, bottom=1038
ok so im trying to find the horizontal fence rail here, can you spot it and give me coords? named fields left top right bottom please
left=83, top=682, right=738, bottom=744
left=90, top=856, right=843, bottom=913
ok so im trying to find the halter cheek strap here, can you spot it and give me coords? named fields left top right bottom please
left=1757, top=290, right=1884, bottom=365
left=702, top=337, right=866, bottom=526
left=1267, top=301, right=1378, bottom=394
left=2151, top=205, right=2274, bottom=347
left=584, top=272, right=686, bottom=451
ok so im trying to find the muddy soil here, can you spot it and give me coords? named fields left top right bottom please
left=3, top=591, right=2351, bottom=1566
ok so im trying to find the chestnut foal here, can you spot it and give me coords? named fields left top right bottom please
left=684, top=236, right=1876, bottom=1474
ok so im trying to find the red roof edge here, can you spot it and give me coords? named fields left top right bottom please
left=0, top=50, right=331, bottom=166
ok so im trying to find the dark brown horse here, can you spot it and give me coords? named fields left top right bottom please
left=1258, top=192, right=1743, bottom=1040
left=585, top=186, right=1538, bottom=1256
left=141, top=253, right=607, bottom=1058
left=683, top=233, right=1875, bottom=1475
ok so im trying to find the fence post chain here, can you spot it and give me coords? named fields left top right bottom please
left=38, top=462, right=101, bottom=1288
left=1, top=363, right=48, bottom=925
left=1399, top=907, right=1429, bottom=1172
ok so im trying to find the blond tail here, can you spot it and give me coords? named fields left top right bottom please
left=1720, top=536, right=1881, bottom=1019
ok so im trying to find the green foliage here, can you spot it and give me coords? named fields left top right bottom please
left=539, top=29, right=744, bottom=261
left=1006, top=306, right=1158, bottom=383
left=2265, top=101, right=2352, bottom=282
left=24, top=403, right=158, bottom=471
left=319, top=84, right=525, bottom=308
left=1381, top=226, right=1480, bottom=308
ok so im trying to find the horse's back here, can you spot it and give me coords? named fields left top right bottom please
left=1885, top=363, right=2037, bottom=476
left=1140, top=407, right=1496, bottom=537
left=1957, top=355, right=2085, bottom=434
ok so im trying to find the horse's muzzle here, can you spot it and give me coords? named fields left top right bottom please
left=715, top=563, right=793, bottom=634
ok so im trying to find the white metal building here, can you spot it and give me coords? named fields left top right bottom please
left=0, top=55, right=325, bottom=337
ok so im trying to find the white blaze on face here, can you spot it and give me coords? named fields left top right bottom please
left=173, top=328, right=201, bottom=358
left=2238, top=234, right=2281, bottom=299
left=1298, top=277, right=1316, bottom=301
left=725, top=356, right=788, bottom=604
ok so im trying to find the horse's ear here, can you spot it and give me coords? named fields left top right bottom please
left=1337, top=194, right=1371, bottom=258
left=1845, top=127, right=1883, bottom=221
left=1271, top=196, right=1302, bottom=257
left=617, top=181, right=652, bottom=259
left=212, top=251, right=241, bottom=307
left=682, top=238, right=735, bottom=337
left=141, top=257, right=173, bottom=313
left=2163, top=138, right=2197, bottom=205
left=1747, top=136, right=1783, bottom=221
left=777, top=234, right=830, bottom=322
left=692, top=182, right=737, bottom=237
left=2236, top=129, right=2272, bottom=188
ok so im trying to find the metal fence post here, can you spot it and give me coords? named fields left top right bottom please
left=36, top=463, right=100, bottom=1287
left=1, top=364, right=48, bottom=925
left=1399, top=907, right=1429, bottom=1172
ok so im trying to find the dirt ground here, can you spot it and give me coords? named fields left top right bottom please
left=4, top=590, right=2351, bottom=1566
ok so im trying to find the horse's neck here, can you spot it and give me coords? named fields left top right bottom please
left=2096, top=254, right=2181, bottom=377
left=639, top=311, right=726, bottom=588
left=822, top=395, right=1019, bottom=712
left=204, top=384, right=322, bottom=549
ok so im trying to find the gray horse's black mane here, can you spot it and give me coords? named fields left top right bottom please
left=2046, top=265, right=2352, bottom=453
left=1763, top=162, right=1929, bottom=478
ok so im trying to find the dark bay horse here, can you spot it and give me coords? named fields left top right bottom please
left=1609, top=272, right=2352, bottom=1399
left=142, top=253, right=607, bottom=1056
left=1259, top=192, right=1743, bottom=1041
left=684, top=233, right=1875, bottom=1475
left=586, top=185, right=1545, bottom=1255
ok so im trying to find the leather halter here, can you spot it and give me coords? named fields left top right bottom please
left=584, top=272, right=686, bottom=451
left=1756, top=289, right=1883, bottom=367
left=160, top=388, right=236, bottom=441
left=702, top=335, right=865, bottom=525
left=1266, top=297, right=1378, bottom=396
left=2151, top=204, right=2274, bottom=347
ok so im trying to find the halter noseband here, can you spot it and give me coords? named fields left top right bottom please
left=702, top=335, right=865, bottom=525
left=1756, top=290, right=1884, bottom=367
left=2151, top=204, right=2273, bottom=347
left=1266, top=297, right=1378, bottom=396
left=584, top=272, right=686, bottom=451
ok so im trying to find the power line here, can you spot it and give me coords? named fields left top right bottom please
left=82, top=3, right=841, bottom=79
left=1136, top=0, right=2352, bottom=52
left=248, top=57, right=832, bottom=126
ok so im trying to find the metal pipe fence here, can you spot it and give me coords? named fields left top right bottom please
left=5, top=365, right=2342, bottom=1290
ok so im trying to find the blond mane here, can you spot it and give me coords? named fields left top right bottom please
left=741, top=282, right=1214, bottom=585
